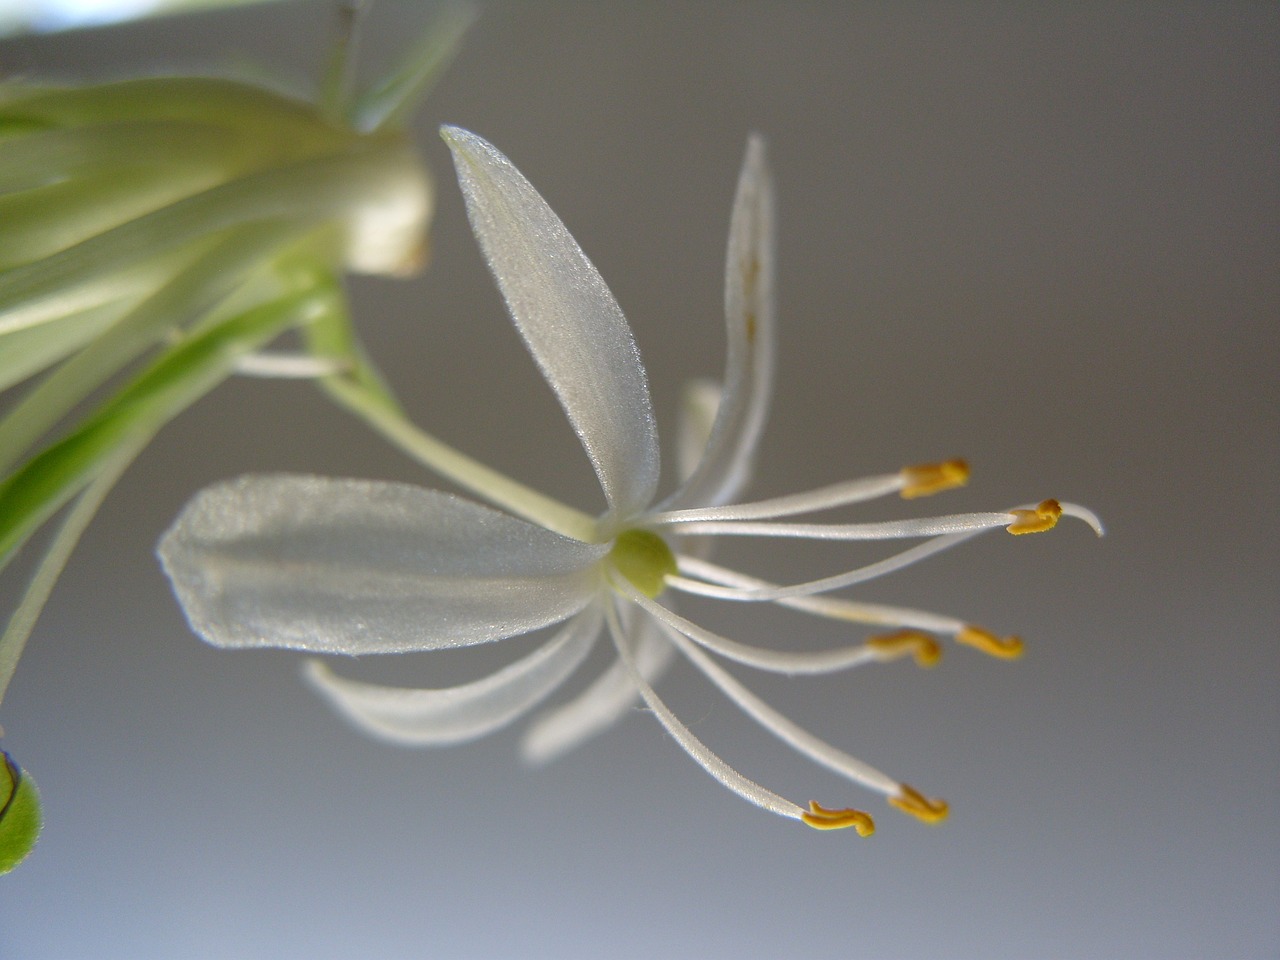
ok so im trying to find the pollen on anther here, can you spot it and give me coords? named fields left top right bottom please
left=957, top=624, right=1024, bottom=660
left=1006, top=498, right=1063, bottom=535
left=888, top=784, right=949, bottom=825
left=867, top=630, right=942, bottom=668
left=900, top=459, right=970, bottom=499
left=801, top=801, right=876, bottom=835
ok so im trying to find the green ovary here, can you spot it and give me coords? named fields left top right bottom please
left=608, top=529, right=677, bottom=599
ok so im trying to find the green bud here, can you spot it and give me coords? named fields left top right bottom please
left=0, top=748, right=41, bottom=874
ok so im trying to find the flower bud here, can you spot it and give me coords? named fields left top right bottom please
left=0, top=747, right=41, bottom=874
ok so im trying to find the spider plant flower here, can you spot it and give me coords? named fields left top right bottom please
left=159, top=127, right=1101, bottom=834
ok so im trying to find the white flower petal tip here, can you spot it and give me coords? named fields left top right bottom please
left=439, top=124, right=659, bottom=521
left=160, top=129, right=1102, bottom=832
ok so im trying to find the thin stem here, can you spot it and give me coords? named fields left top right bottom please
left=664, top=511, right=1016, bottom=541
left=647, top=472, right=904, bottom=525
left=299, top=277, right=596, bottom=540
left=672, top=554, right=964, bottom=633
left=604, top=597, right=805, bottom=822
left=317, top=374, right=597, bottom=542
left=0, top=435, right=144, bottom=706
left=617, top=578, right=884, bottom=676
left=658, top=622, right=900, bottom=798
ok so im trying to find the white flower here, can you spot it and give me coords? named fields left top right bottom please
left=159, top=127, right=1101, bottom=834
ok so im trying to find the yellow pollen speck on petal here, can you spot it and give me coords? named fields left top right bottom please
left=957, top=624, right=1024, bottom=659
left=608, top=529, right=678, bottom=599
left=867, top=630, right=942, bottom=668
left=900, top=459, right=970, bottom=499
left=888, top=784, right=949, bottom=825
left=1006, top=498, right=1063, bottom=534
left=801, top=801, right=876, bottom=835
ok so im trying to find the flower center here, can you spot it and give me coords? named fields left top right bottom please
left=608, top=529, right=677, bottom=599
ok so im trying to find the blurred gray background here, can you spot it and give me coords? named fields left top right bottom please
left=1, top=2, right=1276, bottom=957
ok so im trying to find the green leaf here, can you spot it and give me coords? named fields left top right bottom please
left=352, top=4, right=477, bottom=133
left=0, top=748, right=40, bottom=874
left=0, top=276, right=327, bottom=569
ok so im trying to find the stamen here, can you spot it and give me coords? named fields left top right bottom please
left=655, top=619, right=903, bottom=797
left=621, top=582, right=888, bottom=675
left=867, top=630, right=942, bottom=668
left=673, top=555, right=967, bottom=633
left=900, top=459, right=969, bottom=499
left=673, top=530, right=990, bottom=602
left=602, top=600, right=810, bottom=824
left=1006, top=499, right=1062, bottom=535
left=888, top=784, right=949, bottom=824
left=647, top=473, right=904, bottom=525
left=956, top=624, right=1024, bottom=660
left=801, top=801, right=875, bottom=835
left=667, top=511, right=1018, bottom=541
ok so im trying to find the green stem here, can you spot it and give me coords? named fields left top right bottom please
left=305, top=293, right=596, bottom=542
left=0, top=281, right=323, bottom=572
left=0, top=435, right=143, bottom=705
left=0, top=282, right=324, bottom=705
left=0, top=219, right=312, bottom=475
left=320, top=374, right=597, bottom=542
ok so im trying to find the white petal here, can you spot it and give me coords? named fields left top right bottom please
left=520, top=601, right=675, bottom=765
left=157, top=474, right=607, bottom=654
left=663, top=134, right=775, bottom=511
left=676, top=379, right=721, bottom=484
left=442, top=126, right=659, bottom=520
left=301, top=606, right=602, bottom=746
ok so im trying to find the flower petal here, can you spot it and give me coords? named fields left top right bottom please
left=677, top=379, right=721, bottom=484
left=441, top=126, right=659, bottom=520
left=663, top=134, right=775, bottom=511
left=157, top=474, right=607, bottom=654
left=301, top=605, right=602, bottom=746
left=520, top=601, right=674, bottom=765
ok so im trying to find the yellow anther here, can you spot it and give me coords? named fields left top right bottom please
left=1006, top=498, right=1063, bottom=535
left=867, top=630, right=942, bottom=668
left=900, top=459, right=970, bottom=499
left=801, top=801, right=876, bottom=835
left=957, top=624, right=1025, bottom=660
left=888, top=784, right=949, bottom=825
